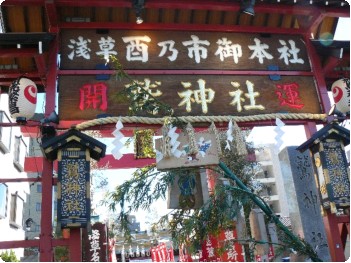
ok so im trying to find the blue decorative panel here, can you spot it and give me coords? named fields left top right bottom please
left=58, top=149, right=90, bottom=228
left=319, top=141, right=350, bottom=209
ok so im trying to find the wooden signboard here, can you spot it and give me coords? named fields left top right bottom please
left=60, top=30, right=311, bottom=71
left=57, top=148, right=90, bottom=229
left=58, top=75, right=322, bottom=120
left=83, top=223, right=108, bottom=262
left=155, top=131, right=219, bottom=170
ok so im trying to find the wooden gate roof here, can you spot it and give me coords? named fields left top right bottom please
left=0, top=0, right=349, bottom=93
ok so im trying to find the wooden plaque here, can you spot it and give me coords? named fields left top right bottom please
left=60, top=30, right=311, bottom=71
left=58, top=75, right=322, bottom=120
left=155, top=131, right=219, bottom=170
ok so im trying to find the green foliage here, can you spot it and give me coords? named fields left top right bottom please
left=54, top=246, right=69, bottom=262
left=103, top=137, right=260, bottom=255
left=109, top=56, right=174, bottom=118
left=104, top=57, right=323, bottom=262
left=0, top=250, right=19, bottom=262
left=109, top=56, right=187, bottom=130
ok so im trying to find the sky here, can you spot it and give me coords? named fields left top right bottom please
left=334, top=17, right=351, bottom=41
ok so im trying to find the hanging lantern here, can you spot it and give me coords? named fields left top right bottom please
left=331, top=78, right=350, bottom=115
left=41, top=128, right=106, bottom=229
left=297, top=122, right=350, bottom=214
left=8, top=77, right=37, bottom=123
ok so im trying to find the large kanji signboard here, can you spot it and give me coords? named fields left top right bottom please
left=58, top=75, right=321, bottom=120
left=59, top=30, right=321, bottom=121
left=60, top=30, right=311, bottom=71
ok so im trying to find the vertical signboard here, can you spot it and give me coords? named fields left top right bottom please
left=57, top=148, right=91, bottom=228
left=316, top=141, right=350, bottom=210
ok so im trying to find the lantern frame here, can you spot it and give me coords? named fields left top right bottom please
left=297, top=121, right=350, bottom=213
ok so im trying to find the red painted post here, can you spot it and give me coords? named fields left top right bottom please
left=303, top=121, right=317, bottom=139
left=303, top=34, right=332, bottom=115
left=39, top=159, right=54, bottom=261
left=323, top=213, right=346, bottom=262
left=69, top=228, right=82, bottom=261
left=38, top=31, right=59, bottom=262
left=45, top=35, right=58, bottom=116
left=302, top=34, right=348, bottom=261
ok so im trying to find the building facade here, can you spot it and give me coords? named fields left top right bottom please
left=254, top=144, right=290, bottom=218
left=0, top=93, right=29, bottom=260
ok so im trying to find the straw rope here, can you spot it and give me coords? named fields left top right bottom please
left=75, top=113, right=327, bottom=130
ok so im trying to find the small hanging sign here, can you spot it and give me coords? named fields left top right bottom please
left=155, top=125, right=219, bottom=170
left=134, top=129, right=156, bottom=159
left=41, top=128, right=106, bottom=229
left=57, top=148, right=91, bottom=228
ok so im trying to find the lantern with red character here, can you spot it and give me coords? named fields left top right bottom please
left=8, top=77, right=37, bottom=124
left=330, top=78, right=350, bottom=116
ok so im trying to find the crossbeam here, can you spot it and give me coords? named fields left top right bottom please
left=24, top=154, right=155, bottom=173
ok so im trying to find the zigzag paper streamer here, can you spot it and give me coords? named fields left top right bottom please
left=225, top=119, right=234, bottom=150
left=111, top=119, right=124, bottom=160
left=274, top=118, right=285, bottom=150
left=158, top=124, right=182, bottom=163
left=168, top=125, right=182, bottom=158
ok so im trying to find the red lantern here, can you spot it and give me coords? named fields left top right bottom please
left=331, top=78, right=350, bottom=115
left=8, top=77, right=37, bottom=123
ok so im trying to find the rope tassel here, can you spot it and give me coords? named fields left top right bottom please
left=185, top=122, right=199, bottom=155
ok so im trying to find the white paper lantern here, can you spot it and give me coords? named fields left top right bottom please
left=8, top=77, right=37, bottom=122
left=331, top=78, right=350, bottom=114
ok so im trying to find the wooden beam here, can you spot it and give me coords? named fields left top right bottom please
left=0, top=177, right=58, bottom=185
left=0, top=48, right=39, bottom=58
left=2, top=0, right=349, bottom=18
left=58, top=69, right=314, bottom=76
left=0, top=239, right=39, bottom=249
left=323, top=56, right=342, bottom=75
left=45, top=0, right=59, bottom=32
left=0, top=0, right=43, bottom=6
left=34, top=54, right=47, bottom=77
left=0, top=238, right=69, bottom=249
left=334, top=215, right=350, bottom=224
left=58, top=21, right=306, bottom=34
left=0, top=71, right=41, bottom=81
left=24, top=154, right=155, bottom=173
left=303, top=34, right=332, bottom=115
left=98, top=154, right=155, bottom=169
left=0, top=177, right=41, bottom=184
left=18, top=118, right=324, bottom=138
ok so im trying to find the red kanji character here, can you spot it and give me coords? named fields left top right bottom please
left=79, top=82, right=108, bottom=111
left=275, top=82, right=304, bottom=109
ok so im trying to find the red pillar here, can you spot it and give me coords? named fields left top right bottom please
left=303, top=121, right=317, bottom=139
left=323, top=213, right=346, bottom=262
left=303, top=34, right=332, bottom=115
left=39, top=159, right=54, bottom=261
left=304, top=115, right=347, bottom=262
left=302, top=35, right=347, bottom=262
left=69, top=229, right=82, bottom=262
left=39, top=31, right=58, bottom=262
